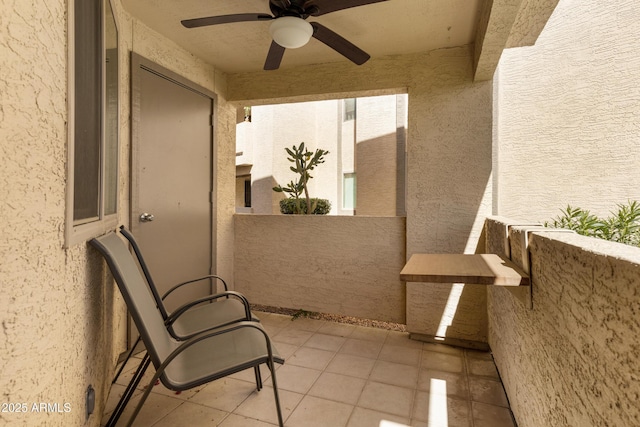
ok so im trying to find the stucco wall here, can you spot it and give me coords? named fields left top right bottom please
left=485, top=217, right=640, bottom=427
left=406, top=282, right=488, bottom=348
left=0, top=1, right=127, bottom=425
left=234, top=215, right=406, bottom=324
left=494, top=0, right=640, bottom=221
left=0, top=1, right=238, bottom=425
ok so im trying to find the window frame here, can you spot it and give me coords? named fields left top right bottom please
left=65, top=0, right=120, bottom=247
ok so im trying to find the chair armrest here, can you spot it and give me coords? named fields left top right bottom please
left=165, top=290, right=252, bottom=326
left=162, top=274, right=229, bottom=301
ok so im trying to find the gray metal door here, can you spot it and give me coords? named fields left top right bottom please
left=131, top=54, right=215, bottom=316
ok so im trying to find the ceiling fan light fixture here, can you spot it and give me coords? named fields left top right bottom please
left=269, top=16, right=313, bottom=49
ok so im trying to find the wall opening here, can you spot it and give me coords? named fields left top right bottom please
left=235, top=93, right=408, bottom=216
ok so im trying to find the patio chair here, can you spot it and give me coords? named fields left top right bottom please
left=113, top=226, right=259, bottom=381
left=104, top=227, right=262, bottom=426
left=90, top=232, right=284, bottom=427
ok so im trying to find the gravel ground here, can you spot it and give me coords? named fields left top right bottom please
left=251, top=304, right=407, bottom=332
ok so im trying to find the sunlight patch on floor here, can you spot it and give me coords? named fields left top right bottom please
left=379, top=420, right=411, bottom=427
left=428, top=378, right=449, bottom=427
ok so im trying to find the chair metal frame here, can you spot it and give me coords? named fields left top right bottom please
left=91, top=231, right=282, bottom=427
left=113, top=226, right=258, bottom=381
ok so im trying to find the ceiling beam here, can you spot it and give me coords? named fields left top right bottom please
left=473, top=0, right=560, bottom=81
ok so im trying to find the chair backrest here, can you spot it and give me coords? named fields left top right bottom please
left=118, top=226, right=169, bottom=319
left=90, top=232, right=173, bottom=367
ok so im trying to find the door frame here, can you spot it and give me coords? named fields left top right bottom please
left=129, top=52, right=218, bottom=344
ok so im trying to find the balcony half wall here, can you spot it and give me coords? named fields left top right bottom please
left=485, top=216, right=640, bottom=427
left=234, top=214, right=406, bottom=324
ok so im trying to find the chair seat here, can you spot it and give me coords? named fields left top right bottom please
left=170, top=298, right=260, bottom=339
left=161, top=323, right=282, bottom=391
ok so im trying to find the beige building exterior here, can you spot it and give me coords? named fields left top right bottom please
left=1, top=0, right=639, bottom=426
left=236, top=94, right=407, bottom=216
left=494, top=0, right=640, bottom=220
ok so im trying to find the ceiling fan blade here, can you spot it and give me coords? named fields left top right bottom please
left=264, top=41, right=286, bottom=70
left=309, top=0, right=387, bottom=16
left=270, top=0, right=292, bottom=9
left=310, top=22, right=370, bottom=65
left=181, top=13, right=272, bottom=29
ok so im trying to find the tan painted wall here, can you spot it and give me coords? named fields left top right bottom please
left=406, top=282, right=488, bottom=348
left=494, top=0, right=640, bottom=221
left=485, top=217, right=640, bottom=427
left=0, top=1, right=126, bottom=425
left=234, top=215, right=406, bottom=324
left=0, top=1, right=238, bottom=425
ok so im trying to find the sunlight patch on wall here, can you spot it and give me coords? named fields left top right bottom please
left=465, top=172, right=493, bottom=253
left=435, top=283, right=465, bottom=340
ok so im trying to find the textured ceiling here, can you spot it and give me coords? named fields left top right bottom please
left=122, top=0, right=482, bottom=74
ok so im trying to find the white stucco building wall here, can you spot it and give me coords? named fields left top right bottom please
left=494, top=0, right=640, bottom=222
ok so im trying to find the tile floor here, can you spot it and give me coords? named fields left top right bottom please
left=102, top=312, right=516, bottom=427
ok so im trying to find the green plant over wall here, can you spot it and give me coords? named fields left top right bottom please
left=279, top=198, right=331, bottom=215
left=272, top=142, right=330, bottom=215
left=545, top=201, right=640, bottom=247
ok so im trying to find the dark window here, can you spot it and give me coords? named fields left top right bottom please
left=71, top=0, right=118, bottom=227
left=73, top=0, right=103, bottom=222
left=244, top=179, right=252, bottom=207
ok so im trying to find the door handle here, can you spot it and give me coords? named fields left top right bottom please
left=139, top=213, right=155, bottom=222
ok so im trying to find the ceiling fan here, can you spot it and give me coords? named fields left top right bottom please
left=181, top=0, right=387, bottom=70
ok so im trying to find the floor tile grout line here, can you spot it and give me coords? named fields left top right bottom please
left=408, top=339, right=426, bottom=425
left=464, top=349, right=477, bottom=427
left=277, top=326, right=348, bottom=426
left=349, top=335, right=419, bottom=422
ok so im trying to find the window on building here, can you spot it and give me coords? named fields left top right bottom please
left=244, top=179, right=252, bottom=207
left=343, top=98, right=356, bottom=121
left=343, top=173, right=356, bottom=210
left=67, top=0, right=119, bottom=244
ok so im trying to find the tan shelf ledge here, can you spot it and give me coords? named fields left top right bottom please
left=400, top=253, right=530, bottom=286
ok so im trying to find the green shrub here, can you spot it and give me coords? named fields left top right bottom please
left=545, top=201, right=640, bottom=247
left=279, top=198, right=331, bottom=215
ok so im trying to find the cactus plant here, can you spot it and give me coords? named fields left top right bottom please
left=272, top=142, right=330, bottom=215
